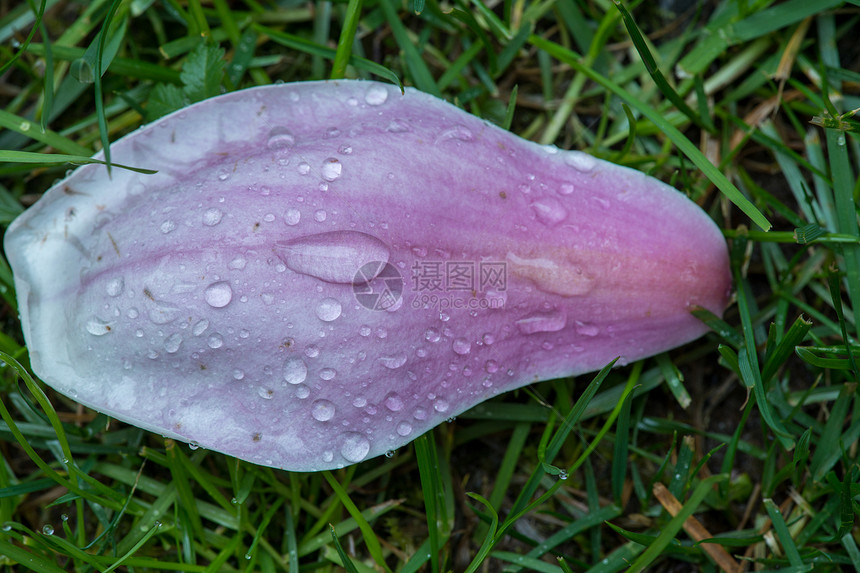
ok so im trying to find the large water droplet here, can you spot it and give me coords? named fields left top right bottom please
left=380, top=352, right=407, bottom=369
left=284, top=358, right=308, bottom=384
left=321, top=158, right=342, bottom=181
left=452, top=338, right=471, bottom=355
left=202, top=208, right=223, bottom=226
left=267, top=127, right=295, bottom=150
left=516, top=310, right=567, bottom=334
left=275, top=231, right=391, bottom=284
left=86, top=316, right=112, bottom=336
left=315, top=297, right=342, bottom=322
left=205, top=281, right=233, bottom=308
left=311, top=399, right=335, bottom=422
left=340, top=432, right=371, bottom=463
left=531, top=197, right=568, bottom=226
left=365, top=84, right=389, bottom=106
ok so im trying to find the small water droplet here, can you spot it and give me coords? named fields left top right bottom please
left=205, top=281, right=233, bottom=308
left=340, top=432, right=371, bottom=462
left=321, top=158, right=342, bottom=181
left=425, top=327, right=441, bottom=342
left=233, top=369, right=245, bottom=380
left=414, top=407, right=428, bottom=420
left=531, top=197, right=568, bottom=226
left=267, top=126, right=295, bottom=150
left=160, top=220, right=176, bottom=234
left=385, top=449, right=395, bottom=458
left=452, top=338, right=471, bottom=355
left=207, top=333, right=224, bottom=349
left=258, top=387, right=274, bottom=400
left=434, top=399, right=449, bottom=413
left=305, top=345, right=320, bottom=358
left=86, top=316, right=112, bottom=336
left=316, top=297, right=342, bottom=321
left=386, top=119, right=411, bottom=133
left=516, top=310, right=567, bottom=334
left=283, top=358, right=308, bottom=384
left=319, top=367, right=337, bottom=381
left=314, top=209, right=327, bottom=222
left=558, top=183, right=575, bottom=195
left=576, top=321, right=600, bottom=337
left=365, top=84, right=389, bottom=106
left=42, top=524, right=54, bottom=535
left=311, top=399, right=335, bottom=421
left=164, top=333, right=182, bottom=353
left=217, top=168, right=230, bottom=181
left=564, top=151, right=596, bottom=172
left=192, top=319, right=209, bottom=336
left=396, top=421, right=413, bottom=436
left=284, top=208, right=301, bottom=226
left=384, top=392, right=404, bottom=411
left=295, top=384, right=310, bottom=399
left=106, top=277, right=124, bottom=297
left=202, top=208, right=223, bottom=226
left=484, top=359, right=499, bottom=373
left=359, top=325, right=372, bottom=337
left=380, top=352, right=407, bottom=369
left=436, top=124, right=474, bottom=143
left=297, top=162, right=311, bottom=175
left=229, top=255, right=247, bottom=270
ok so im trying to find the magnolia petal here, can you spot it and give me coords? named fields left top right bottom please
left=4, top=80, right=730, bottom=471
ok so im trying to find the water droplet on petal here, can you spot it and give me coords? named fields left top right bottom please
left=267, top=126, right=295, bottom=150
left=365, top=84, right=389, bottom=106
left=424, top=327, right=441, bottom=343
left=531, top=197, right=568, bottom=226
left=164, top=333, right=182, bottom=353
left=396, top=421, right=413, bottom=436
left=297, top=162, right=310, bottom=175
left=452, top=338, right=471, bottom=355
left=434, top=399, right=449, bottom=413
left=516, top=310, right=567, bottom=334
left=315, top=297, right=342, bottom=321
left=558, top=183, right=575, bottom=195
left=205, top=281, right=233, bottom=308
left=207, top=333, right=224, bottom=349
left=86, top=316, right=112, bottom=336
left=565, top=151, right=596, bottom=172
left=160, top=220, right=176, bottom=234
left=284, top=208, right=301, bottom=226
left=106, top=277, right=124, bottom=297
left=384, top=392, right=404, bottom=412
left=576, top=321, right=600, bottom=337
left=275, top=231, right=391, bottom=284
left=321, top=158, right=342, bottom=181
left=340, top=432, right=370, bottom=463
left=485, top=359, right=499, bottom=373
left=380, top=352, right=407, bottom=369
left=283, top=358, right=308, bottom=384
left=319, top=367, right=337, bottom=381
left=311, top=399, right=335, bottom=421
left=193, top=319, right=209, bottom=336
left=202, top=208, right=223, bottom=226
left=436, top=125, right=474, bottom=143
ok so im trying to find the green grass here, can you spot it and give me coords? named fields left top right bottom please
left=1, top=0, right=860, bottom=571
